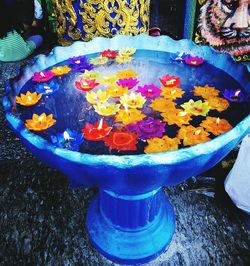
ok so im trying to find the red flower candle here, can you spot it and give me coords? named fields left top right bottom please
left=75, top=78, right=99, bottom=92
left=159, top=74, right=180, bottom=87
left=104, top=130, right=138, bottom=151
left=82, top=119, right=112, bottom=141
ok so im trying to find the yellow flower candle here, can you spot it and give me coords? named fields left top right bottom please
left=51, top=65, right=71, bottom=76
left=144, top=136, right=180, bottom=153
left=193, top=85, right=220, bottom=99
left=115, top=109, right=146, bottom=125
left=93, top=102, right=120, bottom=116
left=25, top=113, right=56, bottom=131
left=161, top=87, right=185, bottom=99
left=89, top=56, right=109, bottom=65
left=119, top=47, right=136, bottom=57
left=120, top=92, right=146, bottom=109
left=85, top=89, right=110, bottom=105
left=177, top=125, right=210, bottom=146
left=106, top=85, right=128, bottom=98
left=80, top=70, right=101, bottom=80
left=117, top=69, right=137, bottom=79
left=115, top=55, right=133, bottom=64
left=200, top=117, right=232, bottom=136
left=99, top=74, right=118, bottom=85
left=161, top=109, right=192, bottom=127
left=16, top=91, right=42, bottom=106
left=181, top=99, right=211, bottom=116
left=205, top=97, right=229, bottom=112
left=149, top=98, right=176, bottom=112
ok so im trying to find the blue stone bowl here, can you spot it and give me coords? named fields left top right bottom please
left=3, top=34, right=250, bottom=264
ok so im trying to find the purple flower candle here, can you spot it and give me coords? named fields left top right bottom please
left=68, top=56, right=94, bottom=72
left=136, top=84, right=161, bottom=99
left=127, top=117, right=166, bottom=140
left=116, top=78, right=139, bottom=90
left=185, top=55, right=204, bottom=66
left=222, top=89, right=249, bottom=102
left=32, top=70, right=55, bottom=83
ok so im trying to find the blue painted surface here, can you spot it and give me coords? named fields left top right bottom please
left=3, top=35, right=250, bottom=263
left=86, top=188, right=175, bottom=264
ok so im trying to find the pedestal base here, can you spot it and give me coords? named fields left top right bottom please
left=86, top=189, right=175, bottom=264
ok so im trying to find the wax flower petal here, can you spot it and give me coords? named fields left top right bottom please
left=181, top=99, right=211, bottom=116
left=120, top=92, right=146, bottom=109
left=144, top=136, right=180, bottom=153
left=115, top=109, right=146, bottom=125
left=136, top=84, right=161, bottom=99
left=16, top=91, right=42, bottom=106
left=104, top=130, right=138, bottom=151
left=25, top=113, right=56, bottom=131
left=127, top=117, right=166, bottom=140
left=51, top=128, right=84, bottom=151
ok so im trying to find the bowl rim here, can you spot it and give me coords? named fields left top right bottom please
left=3, top=34, right=250, bottom=168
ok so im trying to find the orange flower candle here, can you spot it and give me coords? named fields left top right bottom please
left=161, top=87, right=185, bottom=99
left=25, top=113, right=56, bottom=131
left=51, top=65, right=71, bottom=76
left=16, top=91, right=42, bottom=106
left=149, top=98, right=176, bottom=112
left=193, top=85, right=220, bottom=99
left=205, top=97, right=229, bottom=112
left=200, top=117, right=232, bottom=136
left=117, top=69, right=137, bottom=79
left=115, top=109, right=146, bottom=125
left=177, top=125, right=210, bottom=146
left=161, top=109, right=192, bottom=127
left=144, top=136, right=180, bottom=153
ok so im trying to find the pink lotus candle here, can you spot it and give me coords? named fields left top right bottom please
left=185, top=56, right=204, bottom=66
left=32, top=71, right=55, bottom=83
left=75, top=78, right=99, bottom=92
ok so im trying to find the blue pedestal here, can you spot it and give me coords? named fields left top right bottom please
left=86, top=188, right=175, bottom=264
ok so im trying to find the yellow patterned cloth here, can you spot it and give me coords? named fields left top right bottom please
left=54, top=0, right=150, bottom=45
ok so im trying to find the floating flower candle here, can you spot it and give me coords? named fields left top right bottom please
left=177, top=125, right=210, bottom=146
left=106, top=85, right=128, bottom=98
left=80, top=70, right=101, bottom=80
left=51, top=65, right=71, bottom=76
left=185, top=55, right=204, bottom=66
left=89, top=56, right=109, bottom=65
left=144, top=136, right=180, bottom=153
left=82, top=119, right=112, bottom=141
left=100, top=49, right=118, bottom=59
left=127, top=117, right=166, bottom=140
left=75, top=78, right=99, bottom=92
left=159, top=74, right=181, bottom=87
left=85, top=90, right=110, bottom=105
left=200, top=117, right=232, bottom=136
left=25, top=113, right=56, bottom=131
left=171, top=52, right=189, bottom=62
left=149, top=98, right=176, bottom=112
left=161, top=87, right=185, bottom=99
left=99, top=74, right=118, bottom=85
left=222, top=89, right=249, bottom=102
left=119, top=47, right=136, bottom=57
left=104, top=130, right=138, bottom=151
left=120, top=92, right=146, bottom=109
left=35, top=81, right=59, bottom=95
left=117, top=69, right=137, bottom=79
left=161, top=109, right=192, bottom=127
left=136, top=84, right=161, bottom=99
left=193, top=85, right=220, bottom=99
left=116, top=78, right=139, bottom=90
left=181, top=99, right=211, bottom=116
left=115, top=109, right=146, bottom=125
left=51, top=128, right=84, bottom=151
left=68, top=56, right=94, bottom=72
left=206, top=97, right=229, bottom=112
left=32, top=70, right=55, bottom=83
left=16, top=91, right=42, bottom=106
left=115, top=55, right=133, bottom=64
left=93, top=102, right=120, bottom=116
